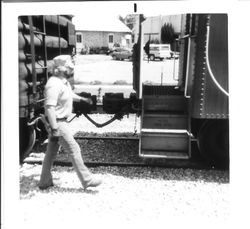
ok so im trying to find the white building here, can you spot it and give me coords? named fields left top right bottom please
left=73, top=15, right=132, bottom=53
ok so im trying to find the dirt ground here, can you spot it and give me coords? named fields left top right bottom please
left=73, top=54, right=179, bottom=99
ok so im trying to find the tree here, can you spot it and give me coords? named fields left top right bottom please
left=144, top=39, right=150, bottom=58
left=161, top=23, right=176, bottom=44
left=118, top=15, right=125, bottom=24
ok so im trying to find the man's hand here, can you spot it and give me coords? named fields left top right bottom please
left=73, top=95, right=94, bottom=115
left=81, top=97, right=93, bottom=105
left=85, top=97, right=93, bottom=105
left=50, top=128, right=60, bottom=142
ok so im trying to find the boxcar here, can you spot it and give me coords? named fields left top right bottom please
left=19, top=15, right=76, bottom=162
left=133, top=14, right=229, bottom=168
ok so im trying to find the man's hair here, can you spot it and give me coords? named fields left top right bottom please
left=52, top=55, right=74, bottom=76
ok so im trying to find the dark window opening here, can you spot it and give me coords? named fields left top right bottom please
left=76, top=34, right=82, bottom=43
left=109, top=34, right=114, bottom=43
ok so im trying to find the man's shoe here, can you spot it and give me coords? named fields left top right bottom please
left=84, top=176, right=102, bottom=190
left=38, top=182, right=54, bottom=190
left=38, top=177, right=54, bottom=190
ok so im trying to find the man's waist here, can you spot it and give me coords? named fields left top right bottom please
left=56, top=117, right=68, bottom=121
left=45, top=116, right=68, bottom=123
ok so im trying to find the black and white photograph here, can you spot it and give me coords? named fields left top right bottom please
left=2, top=0, right=250, bottom=228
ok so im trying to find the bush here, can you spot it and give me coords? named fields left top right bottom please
left=113, top=80, right=128, bottom=85
left=80, top=48, right=87, bottom=55
left=89, top=46, right=110, bottom=54
left=100, top=47, right=109, bottom=54
left=90, top=80, right=102, bottom=85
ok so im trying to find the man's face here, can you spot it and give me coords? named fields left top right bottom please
left=64, top=68, right=74, bottom=79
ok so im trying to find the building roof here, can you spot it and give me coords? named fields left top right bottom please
left=73, top=14, right=131, bottom=33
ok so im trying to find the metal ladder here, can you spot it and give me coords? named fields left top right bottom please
left=139, top=85, right=191, bottom=159
left=28, top=16, right=48, bottom=105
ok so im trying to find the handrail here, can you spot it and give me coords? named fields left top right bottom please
left=28, top=16, right=37, bottom=96
left=184, top=37, right=191, bottom=98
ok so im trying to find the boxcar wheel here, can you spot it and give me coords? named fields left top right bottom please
left=20, top=126, right=36, bottom=163
left=197, top=120, right=229, bottom=168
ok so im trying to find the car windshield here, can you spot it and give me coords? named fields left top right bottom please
left=120, top=48, right=131, bottom=52
left=161, top=46, right=170, bottom=50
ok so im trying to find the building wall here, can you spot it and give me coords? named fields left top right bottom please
left=139, top=14, right=183, bottom=45
left=76, top=30, right=131, bottom=53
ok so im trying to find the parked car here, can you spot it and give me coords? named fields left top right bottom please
left=170, top=51, right=180, bottom=59
left=111, top=48, right=133, bottom=61
left=148, top=44, right=172, bottom=60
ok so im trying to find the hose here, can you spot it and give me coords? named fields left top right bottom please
left=83, top=113, right=123, bottom=128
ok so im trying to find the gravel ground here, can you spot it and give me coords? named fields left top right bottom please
left=27, top=114, right=142, bottom=164
left=20, top=113, right=230, bottom=228
left=19, top=163, right=229, bottom=228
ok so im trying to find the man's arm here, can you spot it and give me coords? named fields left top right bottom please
left=45, top=105, right=58, bottom=130
left=72, top=92, right=93, bottom=105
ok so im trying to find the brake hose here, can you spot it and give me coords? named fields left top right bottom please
left=206, top=24, right=229, bottom=97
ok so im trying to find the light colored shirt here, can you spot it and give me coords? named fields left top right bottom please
left=44, top=76, right=73, bottom=119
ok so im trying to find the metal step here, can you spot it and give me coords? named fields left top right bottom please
left=141, top=128, right=189, bottom=134
left=139, top=130, right=190, bottom=159
left=143, top=95, right=187, bottom=112
left=140, top=150, right=190, bottom=159
left=142, top=112, right=188, bottom=129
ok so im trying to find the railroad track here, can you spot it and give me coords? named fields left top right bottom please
left=74, top=135, right=139, bottom=141
left=24, top=158, right=214, bottom=170
left=23, top=135, right=219, bottom=170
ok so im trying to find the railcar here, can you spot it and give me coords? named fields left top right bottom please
left=19, top=15, right=76, bottom=162
left=132, top=13, right=229, bottom=168
left=19, top=13, right=229, bottom=168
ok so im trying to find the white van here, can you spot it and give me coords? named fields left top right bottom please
left=148, top=44, right=173, bottom=61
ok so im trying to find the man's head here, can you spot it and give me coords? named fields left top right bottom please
left=52, top=55, right=75, bottom=79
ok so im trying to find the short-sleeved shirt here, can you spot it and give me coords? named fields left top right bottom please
left=44, top=76, right=73, bottom=119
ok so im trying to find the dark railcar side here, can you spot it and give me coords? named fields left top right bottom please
left=19, top=15, right=76, bottom=163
